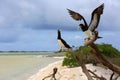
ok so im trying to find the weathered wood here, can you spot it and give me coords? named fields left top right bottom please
left=88, top=69, right=106, bottom=80
left=110, top=72, right=120, bottom=80
left=60, top=31, right=120, bottom=80
left=84, top=31, right=120, bottom=75
left=68, top=50, right=94, bottom=80
left=42, top=67, right=58, bottom=80
left=90, top=43, right=120, bottom=75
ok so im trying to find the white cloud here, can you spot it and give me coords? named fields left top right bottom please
left=0, top=0, right=119, bottom=31
left=0, top=0, right=119, bottom=51
left=74, top=35, right=82, bottom=40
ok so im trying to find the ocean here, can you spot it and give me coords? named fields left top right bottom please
left=0, top=52, right=63, bottom=80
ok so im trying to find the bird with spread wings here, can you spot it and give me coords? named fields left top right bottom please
left=67, top=3, right=104, bottom=40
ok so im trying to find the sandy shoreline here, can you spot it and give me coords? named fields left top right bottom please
left=27, top=60, right=120, bottom=80
left=0, top=54, right=62, bottom=80
left=27, top=60, right=63, bottom=80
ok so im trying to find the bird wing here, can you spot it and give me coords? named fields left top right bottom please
left=67, top=9, right=88, bottom=30
left=88, top=3, right=104, bottom=32
left=67, top=9, right=84, bottom=21
left=60, top=38, right=71, bottom=48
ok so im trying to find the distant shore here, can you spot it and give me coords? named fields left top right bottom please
left=0, top=51, right=64, bottom=57
left=27, top=59, right=120, bottom=80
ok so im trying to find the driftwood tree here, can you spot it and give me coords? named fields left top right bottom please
left=85, top=31, right=120, bottom=74
left=66, top=3, right=120, bottom=79
left=42, top=67, right=58, bottom=80
left=43, top=31, right=120, bottom=80
left=67, top=31, right=120, bottom=80
left=44, top=3, right=120, bottom=79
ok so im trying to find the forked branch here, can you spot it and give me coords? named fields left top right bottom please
left=84, top=31, right=120, bottom=75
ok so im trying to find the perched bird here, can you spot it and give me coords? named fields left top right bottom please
left=57, top=29, right=71, bottom=51
left=67, top=3, right=104, bottom=39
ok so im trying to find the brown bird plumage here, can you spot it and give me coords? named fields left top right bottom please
left=67, top=9, right=84, bottom=21
left=67, top=4, right=104, bottom=38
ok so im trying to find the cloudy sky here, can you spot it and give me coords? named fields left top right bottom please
left=0, top=0, right=120, bottom=51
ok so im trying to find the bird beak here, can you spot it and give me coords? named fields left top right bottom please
left=78, top=26, right=81, bottom=30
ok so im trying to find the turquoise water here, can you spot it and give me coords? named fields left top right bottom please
left=0, top=52, right=63, bottom=80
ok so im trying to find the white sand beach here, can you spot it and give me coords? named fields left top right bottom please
left=28, top=60, right=120, bottom=80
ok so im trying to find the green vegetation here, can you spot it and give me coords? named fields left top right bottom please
left=97, top=44, right=120, bottom=57
left=62, top=43, right=120, bottom=67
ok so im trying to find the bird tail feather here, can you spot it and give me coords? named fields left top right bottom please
left=97, top=36, right=102, bottom=39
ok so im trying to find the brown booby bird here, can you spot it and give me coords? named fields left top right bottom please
left=67, top=3, right=104, bottom=39
left=57, top=29, right=71, bottom=51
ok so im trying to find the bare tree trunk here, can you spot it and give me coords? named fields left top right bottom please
left=81, top=63, right=94, bottom=80
left=90, top=43, right=120, bottom=75
left=64, top=31, right=120, bottom=79
left=84, top=31, right=120, bottom=75
left=88, top=69, right=106, bottom=80
left=68, top=50, right=94, bottom=80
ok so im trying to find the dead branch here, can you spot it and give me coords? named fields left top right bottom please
left=110, top=72, right=120, bottom=80
left=114, top=75, right=120, bottom=80
left=110, top=73, right=115, bottom=80
left=88, top=69, right=106, bottom=80
left=59, top=31, right=120, bottom=80
left=90, top=43, right=120, bottom=75
left=42, top=67, right=58, bottom=80
left=84, top=31, right=120, bottom=75
left=67, top=50, right=94, bottom=80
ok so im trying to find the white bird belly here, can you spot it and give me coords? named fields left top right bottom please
left=84, top=30, right=92, bottom=38
left=58, top=39, right=65, bottom=48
